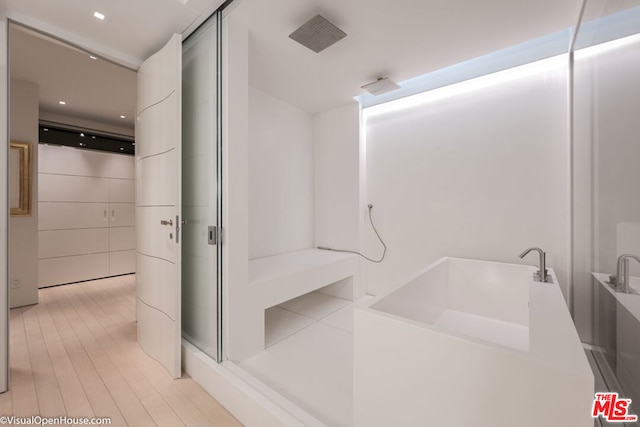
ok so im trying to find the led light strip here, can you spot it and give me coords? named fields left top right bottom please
left=574, top=32, right=640, bottom=60
left=363, top=54, right=567, bottom=120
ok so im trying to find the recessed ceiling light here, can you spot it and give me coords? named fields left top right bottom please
left=43, top=128, right=49, bottom=132
left=89, top=55, right=97, bottom=60
left=80, top=133, right=85, bottom=137
left=120, top=147, right=124, bottom=151
left=59, top=101, right=66, bottom=105
left=92, top=136, right=96, bottom=139
left=120, top=115, right=126, bottom=119
left=93, top=11, right=105, bottom=20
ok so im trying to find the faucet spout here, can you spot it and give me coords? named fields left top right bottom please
left=519, top=247, right=549, bottom=283
left=615, top=254, right=640, bottom=294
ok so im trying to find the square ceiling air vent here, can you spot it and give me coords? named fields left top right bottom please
left=289, top=14, right=346, bottom=53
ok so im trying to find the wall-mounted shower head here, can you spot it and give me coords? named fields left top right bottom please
left=289, top=14, right=347, bottom=53
left=361, top=77, right=400, bottom=96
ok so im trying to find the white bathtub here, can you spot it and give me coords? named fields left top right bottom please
left=354, top=257, right=593, bottom=427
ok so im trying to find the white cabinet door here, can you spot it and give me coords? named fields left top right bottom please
left=39, top=254, right=109, bottom=287
left=109, top=250, right=135, bottom=276
left=40, top=174, right=108, bottom=202
left=109, top=227, right=135, bottom=252
left=108, top=178, right=135, bottom=203
left=39, top=202, right=110, bottom=230
left=135, top=33, right=182, bottom=379
left=109, top=203, right=135, bottom=227
left=39, top=228, right=109, bottom=259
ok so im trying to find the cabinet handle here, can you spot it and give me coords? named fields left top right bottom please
left=111, top=209, right=116, bottom=221
left=103, top=210, right=107, bottom=221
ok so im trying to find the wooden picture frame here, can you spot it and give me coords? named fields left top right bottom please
left=9, top=141, right=32, bottom=217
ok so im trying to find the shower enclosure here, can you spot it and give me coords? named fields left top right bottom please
left=571, top=0, right=640, bottom=421
left=178, top=1, right=640, bottom=425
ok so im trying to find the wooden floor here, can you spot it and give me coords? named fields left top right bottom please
left=0, top=274, right=242, bottom=427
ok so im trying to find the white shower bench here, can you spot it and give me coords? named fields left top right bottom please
left=246, top=248, right=361, bottom=355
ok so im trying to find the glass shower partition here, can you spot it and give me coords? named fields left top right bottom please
left=181, top=13, right=223, bottom=362
left=571, top=0, right=640, bottom=419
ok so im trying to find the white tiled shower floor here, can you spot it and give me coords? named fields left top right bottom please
left=239, top=292, right=373, bottom=427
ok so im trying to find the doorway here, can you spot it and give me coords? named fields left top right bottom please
left=8, top=12, right=225, bottom=382
left=8, top=23, right=137, bottom=304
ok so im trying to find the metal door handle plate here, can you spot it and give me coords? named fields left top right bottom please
left=208, top=226, right=217, bottom=245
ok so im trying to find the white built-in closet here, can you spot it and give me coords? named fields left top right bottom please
left=38, top=144, right=135, bottom=287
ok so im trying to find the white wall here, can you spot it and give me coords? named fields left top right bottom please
left=314, top=103, right=361, bottom=251
left=248, top=86, right=313, bottom=259
left=248, top=94, right=362, bottom=261
left=314, top=102, right=365, bottom=299
left=572, top=37, right=640, bottom=343
left=364, top=57, right=571, bottom=298
left=224, top=14, right=250, bottom=362
left=9, top=78, right=39, bottom=308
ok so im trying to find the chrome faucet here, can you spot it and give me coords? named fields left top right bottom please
left=614, top=254, right=640, bottom=294
left=519, top=247, right=551, bottom=283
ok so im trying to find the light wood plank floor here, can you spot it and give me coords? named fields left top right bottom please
left=1, top=274, right=242, bottom=427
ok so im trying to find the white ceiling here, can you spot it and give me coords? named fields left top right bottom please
left=6, top=0, right=224, bottom=131
left=231, top=0, right=584, bottom=113
left=5, top=0, right=225, bottom=68
left=10, top=25, right=137, bottom=129
left=582, top=0, right=640, bottom=21
left=7, top=0, right=625, bottom=123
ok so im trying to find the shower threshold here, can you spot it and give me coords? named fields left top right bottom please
left=585, top=345, right=636, bottom=427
